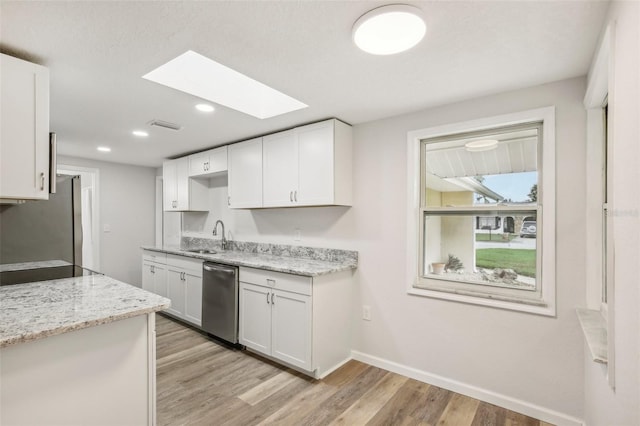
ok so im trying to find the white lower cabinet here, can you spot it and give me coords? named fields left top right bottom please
left=142, top=250, right=202, bottom=327
left=238, top=282, right=272, bottom=354
left=239, top=267, right=351, bottom=378
left=142, top=251, right=167, bottom=298
left=142, top=261, right=167, bottom=297
left=165, top=255, right=203, bottom=327
left=271, top=288, right=312, bottom=369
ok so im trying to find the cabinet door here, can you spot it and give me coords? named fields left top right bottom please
left=184, top=271, right=203, bottom=326
left=188, top=152, right=210, bottom=176
left=263, top=130, right=298, bottom=207
left=142, top=262, right=155, bottom=293
left=162, top=160, right=178, bottom=211
left=175, top=157, right=190, bottom=210
left=166, top=268, right=185, bottom=318
left=228, top=138, right=263, bottom=208
left=0, top=54, right=50, bottom=200
left=209, top=146, right=228, bottom=173
left=239, top=282, right=271, bottom=354
left=153, top=263, right=168, bottom=298
left=297, top=121, right=335, bottom=206
left=271, top=289, right=312, bottom=370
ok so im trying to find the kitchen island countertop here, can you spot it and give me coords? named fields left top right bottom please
left=0, top=274, right=170, bottom=348
left=142, top=245, right=357, bottom=277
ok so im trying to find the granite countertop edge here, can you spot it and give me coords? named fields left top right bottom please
left=0, top=304, right=170, bottom=349
left=0, top=275, right=171, bottom=349
left=141, top=246, right=357, bottom=277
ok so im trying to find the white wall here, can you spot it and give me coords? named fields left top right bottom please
left=182, top=174, right=358, bottom=248
left=58, top=155, right=157, bottom=286
left=583, top=1, right=639, bottom=424
left=352, top=77, right=587, bottom=423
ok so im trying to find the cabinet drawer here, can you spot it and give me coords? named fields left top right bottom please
left=240, top=267, right=311, bottom=296
left=143, top=251, right=166, bottom=263
left=166, top=254, right=203, bottom=274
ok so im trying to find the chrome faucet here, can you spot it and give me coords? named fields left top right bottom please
left=212, top=220, right=227, bottom=250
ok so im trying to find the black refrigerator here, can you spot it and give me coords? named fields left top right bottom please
left=0, top=175, right=83, bottom=265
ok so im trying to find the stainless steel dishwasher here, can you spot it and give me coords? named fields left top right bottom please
left=202, top=262, right=239, bottom=344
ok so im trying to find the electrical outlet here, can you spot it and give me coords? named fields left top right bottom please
left=362, top=305, right=372, bottom=321
left=294, top=228, right=301, bottom=241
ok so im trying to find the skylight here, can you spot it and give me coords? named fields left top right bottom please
left=142, top=50, right=307, bottom=119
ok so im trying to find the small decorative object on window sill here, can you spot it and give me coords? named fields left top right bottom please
left=431, top=262, right=446, bottom=275
left=445, top=254, right=464, bottom=272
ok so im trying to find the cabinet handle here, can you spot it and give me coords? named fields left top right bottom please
left=151, top=265, right=155, bottom=274
left=266, top=292, right=270, bottom=304
left=290, top=191, right=293, bottom=202
left=228, top=196, right=231, bottom=206
left=294, top=190, right=297, bottom=202
left=40, top=172, right=45, bottom=191
left=271, top=293, right=275, bottom=304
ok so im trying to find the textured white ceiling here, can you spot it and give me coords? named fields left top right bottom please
left=0, top=1, right=608, bottom=167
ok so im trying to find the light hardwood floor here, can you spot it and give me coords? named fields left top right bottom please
left=156, top=314, right=554, bottom=426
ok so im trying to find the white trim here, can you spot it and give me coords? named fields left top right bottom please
left=584, top=25, right=611, bottom=108
left=406, top=107, right=556, bottom=316
left=57, top=164, right=101, bottom=272
left=583, top=21, right=615, bottom=389
left=351, top=350, right=584, bottom=426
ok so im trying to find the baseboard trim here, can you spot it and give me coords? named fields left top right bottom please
left=351, top=350, right=584, bottom=426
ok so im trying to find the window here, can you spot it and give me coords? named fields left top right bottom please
left=406, top=107, right=556, bottom=316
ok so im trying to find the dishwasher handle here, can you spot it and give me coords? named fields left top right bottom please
left=203, top=263, right=236, bottom=274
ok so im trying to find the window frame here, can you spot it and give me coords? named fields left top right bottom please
left=406, top=107, right=556, bottom=316
left=583, top=22, right=614, bottom=388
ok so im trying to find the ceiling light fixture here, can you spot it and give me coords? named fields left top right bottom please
left=97, top=146, right=111, bottom=152
left=132, top=130, right=149, bottom=137
left=352, top=4, right=426, bottom=55
left=465, top=139, right=499, bottom=152
left=195, top=103, right=215, bottom=113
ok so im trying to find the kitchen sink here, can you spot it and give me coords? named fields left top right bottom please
left=185, top=249, right=217, bottom=254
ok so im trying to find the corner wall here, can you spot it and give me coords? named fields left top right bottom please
left=58, top=155, right=157, bottom=286
left=583, top=1, right=639, bottom=424
left=352, top=77, right=587, bottom=423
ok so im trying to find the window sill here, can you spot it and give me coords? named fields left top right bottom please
left=576, top=308, right=608, bottom=364
left=408, top=285, right=554, bottom=316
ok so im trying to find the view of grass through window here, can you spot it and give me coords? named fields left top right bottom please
left=421, top=123, right=540, bottom=292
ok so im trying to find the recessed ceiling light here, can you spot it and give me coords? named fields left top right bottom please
left=353, top=4, right=427, bottom=55
left=132, top=130, right=149, bottom=137
left=195, top=103, right=215, bottom=113
left=465, top=139, right=499, bottom=152
left=97, top=146, right=111, bottom=152
left=142, top=50, right=307, bottom=119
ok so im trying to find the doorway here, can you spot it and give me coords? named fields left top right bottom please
left=57, top=165, right=100, bottom=271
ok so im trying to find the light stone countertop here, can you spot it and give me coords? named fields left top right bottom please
left=142, top=246, right=357, bottom=277
left=0, top=274, right=170, bottom=348
left=0, top=260, right=72, bottom=272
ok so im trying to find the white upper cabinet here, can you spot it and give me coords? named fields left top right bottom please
left=262, top=129, right=298, bottom=206
left=189, top=146, right=228, bottom=177
left=228, top=137, right=263, bottom=208
left=0, top=54, right=50, bottom=201
left=163, top=157, right=208, bottom=211
left=262, top=119, right=352, bottom=208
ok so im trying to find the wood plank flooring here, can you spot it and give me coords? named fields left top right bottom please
left=156, top=314, right=554, bottom=426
